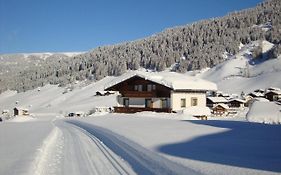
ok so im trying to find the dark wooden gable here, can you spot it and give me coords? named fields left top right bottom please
left=105, top=75, right=171, bottom=97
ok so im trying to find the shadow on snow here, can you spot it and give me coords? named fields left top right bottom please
left=157, top=120, right=281, bottom=173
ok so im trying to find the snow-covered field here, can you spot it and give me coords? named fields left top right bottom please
left=1, top=113, right=280, bottom=175
left=1, top=40, right=281, bottom=174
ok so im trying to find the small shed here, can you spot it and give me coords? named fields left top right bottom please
left=264, top=90, right=281, bottom=101
left=14, top=107, right=29, bottom=116
left=212, top=104, right=229, bottom=116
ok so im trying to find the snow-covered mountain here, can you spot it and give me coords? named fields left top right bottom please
left=198, top=40, right=281, bottom=94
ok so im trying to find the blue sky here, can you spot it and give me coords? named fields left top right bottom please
left=0, top=0, right=263, bottom=54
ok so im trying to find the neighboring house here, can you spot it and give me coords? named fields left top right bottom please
left=248, top=92, right=264, bottom=98
left=228, top=99, right=246, bottom=108
left=253, top=89, right=265, bottom=94
left=104, top=71, right=217, bottom=113
left=264, top=90, right=281, bottom=101
left=13, top=107, right=29, bottom=116
left=206, top=97, right=228, bottom=107
left=212, top=103, right=229, bottom=116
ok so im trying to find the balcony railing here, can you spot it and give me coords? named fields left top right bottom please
left=120, top=91, right=157, bottom=97
left=114, top=106, right=172, bottom=113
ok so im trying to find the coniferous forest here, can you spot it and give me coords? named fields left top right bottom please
left=0, top=0, right=280, bottom=93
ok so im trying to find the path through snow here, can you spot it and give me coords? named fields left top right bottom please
left=30, top=120, right=137, bottom=175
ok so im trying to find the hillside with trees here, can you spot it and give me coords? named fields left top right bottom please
left=0, top=0, right=281, bottom=93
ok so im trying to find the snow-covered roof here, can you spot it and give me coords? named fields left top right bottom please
left=214, top=103, right=229, bottom=109
left=104, top=71, right=217, bottom=91
left=14, top=107, right=29, bottom=111
left=229, top=98, right=246, bottom=103
left=207, top=97, right=228, bottom=103
left=249, top=92, right=264, bottom=97
left=267, top=87, right=280, bottom=91
left=265, top=90, right=281, bottom=95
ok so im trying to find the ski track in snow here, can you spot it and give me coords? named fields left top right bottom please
left=66, top=120, right=202, bottom=175
left=29, top=119, right=137, bottom=175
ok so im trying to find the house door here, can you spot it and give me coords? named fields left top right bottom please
left=145, top=99, right=153, bottom=108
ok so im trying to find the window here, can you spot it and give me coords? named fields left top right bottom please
left=138, top=85, right=143, bottom=91
left=161, top=99, right=168, bottom=108
left=134, top=85, right=138, bottom=91
left=123, top=98, right=129, bottom=107
left=147, top=84, right=152, bottom=92
left=180, top=98, right=186, bottom=108
left=134, top=85, right=143, bottom=91
left=191, top=97, right=198, bottom=106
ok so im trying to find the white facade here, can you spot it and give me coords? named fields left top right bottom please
left=171, top=91, right=206, bottom=111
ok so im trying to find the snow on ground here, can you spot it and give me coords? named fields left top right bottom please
left=0, top=120, right=53, bottom=175
left=247, top=101, right=281, bottom=124
left=75, top=114, right=281, bottom=175
left=0, top=76, right=117, bottom=116
left=8, top=115, right=36, bottom=122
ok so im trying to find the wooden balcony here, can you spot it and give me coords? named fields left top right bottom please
left=114, top=106, right=172, bottom=113
left=120, top=91, right=157, bottom=97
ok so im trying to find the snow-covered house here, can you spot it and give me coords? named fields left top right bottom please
left=13, top=107, right=29, bottom=116
left=104, top=71, right=217, bottom=113
left=212, top=104, right=229, bottom=116
left=228, top=99, right=246, bottom=108
left=206, top=97, right=228, bottom=107
left=264, top=90, right=281, bottom=101
left=248, top=92, right=264, bottom=98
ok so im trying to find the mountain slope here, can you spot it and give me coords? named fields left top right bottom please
left=0, top=0, right=281, bottom=93
left=199, top=40, right=281, bottom=94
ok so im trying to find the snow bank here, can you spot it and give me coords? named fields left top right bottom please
left=247, top=101, right=281, bottom=124
left=182, top=106, right=211, bottom=117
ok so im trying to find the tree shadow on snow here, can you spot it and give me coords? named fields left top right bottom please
left=157, top=120, right=281, bottom=173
